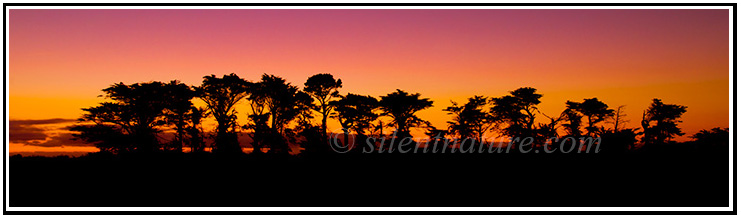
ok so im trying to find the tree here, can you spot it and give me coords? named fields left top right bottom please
left=560, top=101, right=584, bottom=138
left=535, top=112, right=563, bottom=148
left=196, top=73, right=249, bottom=154
left=259, top=74, right=300, bottom=133
left=244, top=78, right=271, bottom=154
left=187, top=106, right=209, bottom=153
left=281, top=91, right=316, bottom=153
left=609, top=105, right=629, bottom=133
left=331, top=93, right=379, bottom=149
left=258, top=74, right=315, bottom=154
left=71, top=81, right=172, bottom=153
left=692, top=127, right=729, bottom=144
left=444, top=96, right=494, bottom=141
left=490, top=87, right=542, bottom=138
left=641, top=98, right=688, bottom=144
left=576, top=98, right=614, bottom=137
left=559, top=98, right=615, bottom=137
left=379, top=89, right=434, bottom=137
left=303, top=73, right=343, bottom=141
left=598, top=128, right=639, bottom=153
left=162, top=80, right=197, bottom=152
left=70, top=123, right=132, bottom=154
left=691, top=127, right=729, bottom=152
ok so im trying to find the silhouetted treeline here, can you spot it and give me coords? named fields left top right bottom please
left=67, top=73, right=727, bottom=155
left=11, top=73, right=731, bottom=208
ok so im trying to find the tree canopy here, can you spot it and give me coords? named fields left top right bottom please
left=378, top=89, right=434, bottom=136
left=68, top=73, right=703, bottom=155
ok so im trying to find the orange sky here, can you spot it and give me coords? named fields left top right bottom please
left=8, top=9, right=730, bottom=154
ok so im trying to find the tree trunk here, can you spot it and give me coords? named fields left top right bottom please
left=322, top=113, right=328, bottom=141
left=343, top=128, right=350, bottom=149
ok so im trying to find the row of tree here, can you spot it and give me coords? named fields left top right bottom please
left=71, top=73, right=705, bottom=155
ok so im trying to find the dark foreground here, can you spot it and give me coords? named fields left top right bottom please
left=9, top=149, right=730, bottom=207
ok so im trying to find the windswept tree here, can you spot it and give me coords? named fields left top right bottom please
left=444, top=95, right=494, bottom=141
left=560, top=101, right=584, bottom=138
left=331, top=93, right=379, bottom=147
left=379, top=89, right=434, bottom=137
left=641, top=98, right=688, bottom=144
left=575, top=98, right=614, bottom=137
left=303, top=73, right=343, bottom=140
left=609, top=105, right=629, bottom=132
left=490, top=87, right=542, bottom=138
left=71, top=81, right=172, bottom=153
left=596, top=105, right=637, bottom=153
left=196, top=73, right=249, bottom=154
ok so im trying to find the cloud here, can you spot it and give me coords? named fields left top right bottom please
left=24, top=132, right=89, bottom=147
left=9, top=118, right=91, bottom=147
left=10, top=118, right=78, bottom=126
left=9, top=121, right=52, bottom=143
left=9, top=124, right=47, bottom=143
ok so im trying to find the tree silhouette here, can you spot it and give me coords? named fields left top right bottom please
left=692, top=127, right=729, bottom=142
left=379, top=89, right=434, bottom=137
left=444, top=95, right=494, bottom=141
left=243, top=78, right=270, bottom=154
left=187, top=106, right=209, bottom=153
left=258, top=74, right=314, bottom=154
left=591, top=104, right=638, bottom=153
left=490, top=87, right=542, bottom=138
left=71, top=82, right=172, bottom=153
left=598, top=128, right=639, bottom=153
left=281, top=91, right=316, bottom=154
left=330, top=93, right=379, bottom=149
left=425, top=125, right=449, bottom=139
left=196, top=73, right=249, bottom=154
left=691, top=127, right=729, bottom=152
left=561, top=101, right=583, bottom=137
left=63, top=71, right=706, bottom=159
left=641, top=98, right=688, bottom=144
left=574, top=98, right=615, bottom=137
left=70, top=121, right=132, bottom=154
left=244, top=78, right=270, bottom=154
left=558, top=98, right=615, bottom=138
left=609, top=105, right=629, bottom=133
left=535, top=112, right=563, bottom=149
left=162, top=80, right=197, bottom=152
left=303, top=73, right=343, bottom=142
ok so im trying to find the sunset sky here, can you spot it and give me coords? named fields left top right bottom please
left=8, top=9, right=731, bottom=155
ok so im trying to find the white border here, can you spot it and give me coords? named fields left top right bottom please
left=2, top=4, right=735, bottom=213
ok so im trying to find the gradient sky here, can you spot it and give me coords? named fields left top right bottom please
left=8, top=9, right=730, bottom=155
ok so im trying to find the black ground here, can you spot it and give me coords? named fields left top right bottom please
left=8, top=148, right=730, bottom=207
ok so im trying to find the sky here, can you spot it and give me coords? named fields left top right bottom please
left=8, top=9, right=731, bottom=155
